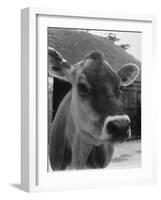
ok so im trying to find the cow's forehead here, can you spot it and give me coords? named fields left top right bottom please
left=79, top=58, right=121, bottom=89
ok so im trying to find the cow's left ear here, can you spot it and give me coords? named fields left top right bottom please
left=117, top=63, right=140, bottom=86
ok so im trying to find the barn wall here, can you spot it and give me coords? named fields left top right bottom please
left=120, top=81, right=141, bottom=138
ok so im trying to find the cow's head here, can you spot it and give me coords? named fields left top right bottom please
left=48, top=47, right=140, bottom=145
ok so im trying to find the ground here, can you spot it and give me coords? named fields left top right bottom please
left=108, top=140, right=141, bottom=169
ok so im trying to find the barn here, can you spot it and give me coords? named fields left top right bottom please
left=48, top=28, right=141, bottom=139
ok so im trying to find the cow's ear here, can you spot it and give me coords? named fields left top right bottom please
left=117, top=63, right=140, bottom=86
left=48, top=47, right=72, bottom=82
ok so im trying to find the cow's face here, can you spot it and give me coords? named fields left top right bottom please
left=48, top=48, right=140, bottom=145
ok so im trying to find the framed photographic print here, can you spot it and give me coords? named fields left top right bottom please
left=21, top=7, right=156, bottom=192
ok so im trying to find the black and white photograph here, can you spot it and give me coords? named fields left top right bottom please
left=48, top=28, right=141, bottom=171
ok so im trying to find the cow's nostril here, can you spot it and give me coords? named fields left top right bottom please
left=106, top=121, right=119, bottom=133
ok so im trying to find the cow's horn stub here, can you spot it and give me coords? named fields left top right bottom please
left=85, top=51, right=104, bottom=64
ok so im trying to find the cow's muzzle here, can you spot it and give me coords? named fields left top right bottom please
left=105, top=115, right=131, bottom=142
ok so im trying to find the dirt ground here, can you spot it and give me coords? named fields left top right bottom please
left=108, top=140, right=141, bottom=169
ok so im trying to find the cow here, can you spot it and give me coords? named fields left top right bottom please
left=48, top=47, right=140, bottom=170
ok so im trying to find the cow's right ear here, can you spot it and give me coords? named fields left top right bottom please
left=48, top=47, right=72, bottom=82
left=117, top=63, right=140, bottom=87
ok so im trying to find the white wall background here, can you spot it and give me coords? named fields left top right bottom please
left=0, top=0, right=160, bottom=199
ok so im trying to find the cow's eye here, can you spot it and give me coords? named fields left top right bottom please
left=120, top=85, right=123, bottom=90
left=116, top=86, right=123, bottom=97
left=77, top=82, right=90, bottom=96
left=116, top=90, right=121, bottom=97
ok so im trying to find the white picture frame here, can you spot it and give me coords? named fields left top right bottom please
left=21, top=7, right=157, bottom=192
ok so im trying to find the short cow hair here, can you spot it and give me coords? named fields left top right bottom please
left=85, top=51, right=104, bottom=64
